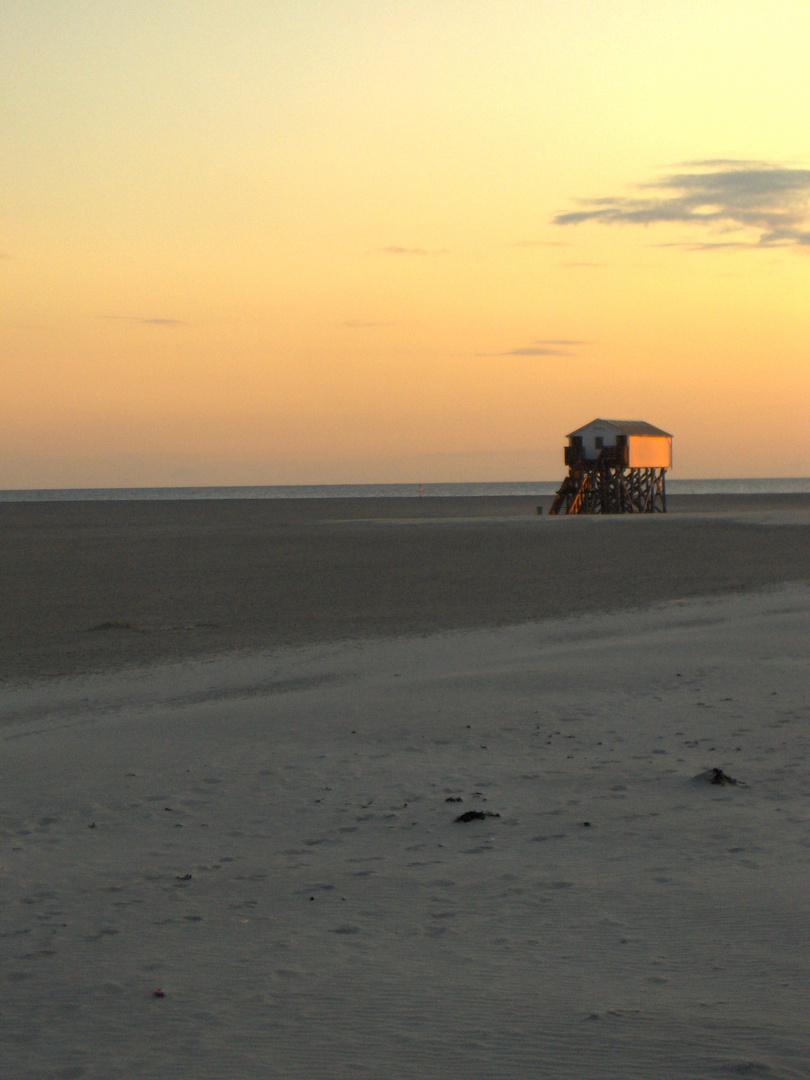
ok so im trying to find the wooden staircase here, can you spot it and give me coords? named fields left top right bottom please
left=548, top=468, right=592, bottom=515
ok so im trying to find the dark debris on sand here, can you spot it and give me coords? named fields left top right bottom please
left=694, top=767, right=744, bottom=787
left=454, top=810, right=501, bottom=823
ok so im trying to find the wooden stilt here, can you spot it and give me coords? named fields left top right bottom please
left=549, top=454, right=667, bottom=515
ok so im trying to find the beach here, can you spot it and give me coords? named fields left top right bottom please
left=2, top=496, right=810, bottom=1078
left=3, top=493, right=810, bottom=684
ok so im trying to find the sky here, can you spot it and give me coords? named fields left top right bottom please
left=3, top=0, right=810, bottom=487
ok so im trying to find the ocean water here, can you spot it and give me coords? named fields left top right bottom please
left=1, top=478, right=809, bottom=501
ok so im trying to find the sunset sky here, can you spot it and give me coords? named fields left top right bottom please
left=4, top=1, right=810, bottom=487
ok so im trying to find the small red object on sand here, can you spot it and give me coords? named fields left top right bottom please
left=154, top=988, right=165, bottom=998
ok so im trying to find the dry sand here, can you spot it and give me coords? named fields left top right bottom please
left=2, top=496, right=810, bottom=1078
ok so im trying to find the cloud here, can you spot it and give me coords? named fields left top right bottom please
left=501, top=346, right=568, bottom=356
left=477, top=339, right=586, bottom=358
left=553, top=161, right=810, bottom=248
left=100, top=315, right=187, bottom=326
left=379, top=245, right=448, bottom=255
left=534, top=338, right=588, bottom=346
left=511, top=240, right=570, bottom=248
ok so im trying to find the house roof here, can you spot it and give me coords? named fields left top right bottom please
left=567, top=419, right=672, bottom=438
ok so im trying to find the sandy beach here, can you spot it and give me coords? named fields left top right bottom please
left=2, top=494, right=810, bottom=684
left=2, top=496, right=810, bottom=1078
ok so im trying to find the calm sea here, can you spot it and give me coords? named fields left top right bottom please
left=1, top=479, right=809, bottom=502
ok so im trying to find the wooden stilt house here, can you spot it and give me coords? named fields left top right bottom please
left=549, top=419, right=672, bottom=515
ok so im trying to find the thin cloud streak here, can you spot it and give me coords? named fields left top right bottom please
left=534, top=338, right=588, bottom=345
left=502, top=347, right=569, bottom=356
left=553, top=160, right=810, bottom=248
left=100, top=315, right=188, bottom=326
left=476, top=339, right=587, bottom=358
left=654, top=240, right=767, bottom=251
left=378, top=245, right=448, bottom=255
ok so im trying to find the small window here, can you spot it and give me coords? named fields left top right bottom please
left=594, top=437, right=603, bottom=448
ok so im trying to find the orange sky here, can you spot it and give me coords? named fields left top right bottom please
left=3, top=1, right=810, bottom=487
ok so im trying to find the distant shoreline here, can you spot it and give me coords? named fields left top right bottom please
left=2, top=477, right=810, bottom=501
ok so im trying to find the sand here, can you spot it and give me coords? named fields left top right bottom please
left=2, top=496, right=810, bottom=1078
left=3, top=494, right=810, bottom=684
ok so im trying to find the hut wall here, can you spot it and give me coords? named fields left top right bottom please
left=627, top=435, right=672, bottom=469
left=574, top=422, right=618, bottom=460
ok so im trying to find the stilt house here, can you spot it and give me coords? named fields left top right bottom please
left=549, top=419, right=672, bottom=515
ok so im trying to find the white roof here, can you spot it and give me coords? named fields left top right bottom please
left=567, top=419, right=672, bottom=438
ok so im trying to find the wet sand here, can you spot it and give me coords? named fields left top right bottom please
left=2, top=494, right=810, bottom=684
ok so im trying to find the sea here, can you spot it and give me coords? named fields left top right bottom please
left=1, top=478, right=809, bottom=501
